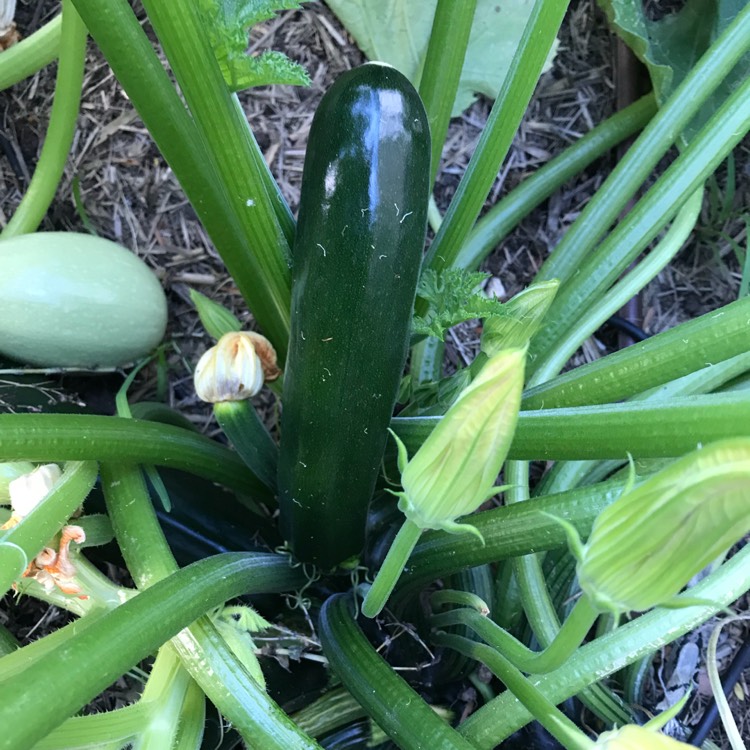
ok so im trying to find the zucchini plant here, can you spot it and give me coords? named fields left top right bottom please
left=1, top=1, right=750, bottom=749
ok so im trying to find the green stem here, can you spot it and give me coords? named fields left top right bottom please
left=172, top=677, right=205, bottom=750
left=418, top=0, right=478, bottom=187
left=411, top=336, right=444, bottom=384
left=102, top=462, right=316, bottom=750
left=0, top=14, right=61, bottom=91
left=432, top=596, right=599, bottom=674
left=0, top=460, right=97, bottom=598
left=32, top=703, right=145, bottom=750
left=503, top=460, right=562, bottom=652
left=533, top=2, right=750, bottom=289
left=522, top=295, right=750, bottom=409
left=129, top=400, right=199, bottom=432
left=532, top=349, right=750, bottom=497
left=0, top=624, right=18, bottom=657
left=458, top=544, right=750, bottom=747
left=393, top=392, right=750, bottom=460
left=171, top=618, right=321, bottom=750
left=431, top=589, right=490, bottom=614
left=290, top=688, right=368, bottom=739
left=362, top=518, right=422, bottom=618
left=391, top=477, right=624, bottom=607
left=101, top=463, right=178, bottom=587
left=136, top=647, right=198, bottom=750
left=423, top=0, right=570, bottom=278
left=435, top=565, right=496, bottom=683
left=319, top=594, right=479, bottom=750
left=0, top=610, right=107, bottom=682
left=14, top=549, right=133, bottom=617
left=69, top=0, right=290, bottom=355
left=532, top=186, right=703, bottom=379
left=0, top=552, right=304, bottom=750
left=215, top=400, right=278, bottom=491
left=493, top=561, right=524, bottom=635
left=529, top=74, right=750, bottom=366
left=435, top=633, right=594, bottom=750
left=139, top=0, right=294, bottom=358
left=456, top=93, right=657, bottom=271
left=1, top=0, right=86, bottom=238
left=0, top=413, right=267, bottom=496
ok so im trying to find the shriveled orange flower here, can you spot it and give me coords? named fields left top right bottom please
left=22, top=525, right=88, bottom=599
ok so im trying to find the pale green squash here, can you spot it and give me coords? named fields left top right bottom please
left=0, top=232, right=168, bottom=367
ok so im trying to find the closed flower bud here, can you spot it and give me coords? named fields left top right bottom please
left=576, top=439, right=750, bottom=615
left=595, top=725, right=692, bottom=749
left=8, top=464, right=62, bottom=519
left=194, top=331, right=278, bottom=403
left=393, top=348, right=525, bottom=536
left=481, top=280, right=558, bottom=356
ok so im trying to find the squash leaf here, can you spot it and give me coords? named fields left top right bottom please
left=413, top=268, right=506, bottom=340
left=596, top=0, right=750, bottom=138
left=199, top=0, right=311, bottom=92
left=325, top=0, right=558, bottom=116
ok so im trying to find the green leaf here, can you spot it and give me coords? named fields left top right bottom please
left=326, top=0, right=559, bottom=116
left=190, top=288, right=242, bottom=340
left=413, top=268, right=506, bottom=340
left=199, top=0, right=311, bottom=92
left=596, top=0, right=750, bottom=137
left=211, top=604, right=271, bottom=688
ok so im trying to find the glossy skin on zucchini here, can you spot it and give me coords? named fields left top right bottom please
left=0, top=232, right=167, bottom=367
left=278, top=63, right=430, bottom=569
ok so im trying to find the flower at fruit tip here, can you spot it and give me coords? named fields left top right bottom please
left=1, top=463, right=61, bottom=529
left=390, top=347, right=525, bottom=537
left=595, top=725, right=692, bottom=749
left=194, top=331, right=280, bottom=403
left=566, top=439, right=750, bottom=615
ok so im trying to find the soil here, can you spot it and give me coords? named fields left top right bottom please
left=1, top=0, right=749, bottom=748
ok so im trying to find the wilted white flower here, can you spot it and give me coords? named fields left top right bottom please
left=194, top=331, right=279, bottom=403
left=4, top=464, right=62, bottom=526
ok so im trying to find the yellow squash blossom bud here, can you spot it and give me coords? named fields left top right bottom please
left=364, top=348, right=526, bottom=617
left=595, top=725, right=692, bottom=749
left=481, top=280, right=558, bottom=356
left=392, top=347, right=525, bottom=536
left=574, top=439, right=750, bottom=615
left=194, top=331, right=279, bottom=403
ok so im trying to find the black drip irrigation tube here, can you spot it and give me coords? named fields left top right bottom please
left=604, top=314, right=650, bottom=343
left=688, top=636, right=750, bottom=746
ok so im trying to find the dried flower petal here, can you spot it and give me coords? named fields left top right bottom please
left=22, top=525, right=88, bottom=598
left=244, top=331, right=281, bottom=381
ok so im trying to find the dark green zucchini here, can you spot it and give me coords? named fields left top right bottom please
left=278, top=63, right=430, bottom=569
